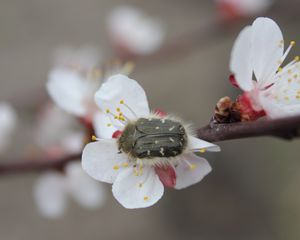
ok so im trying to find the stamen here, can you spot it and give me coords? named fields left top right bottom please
left=280, top=41, right=296, bottom=64
left=184, top=159, right=197, bottom=170
left=120, top=100, right=138, bottom=118
left=143, top=196, right=149, bottom=201
left=121, top=61, right=135, bottom=75
left=105, top=108, right=126, bottom=125
left=91, top=135, right=101, bottom=141
left=122, top=162, right=129, bottom=167
left=113, top=165, right=119, bottom=170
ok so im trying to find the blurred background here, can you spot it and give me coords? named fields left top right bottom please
left=0, top=0, right=300, bottom=239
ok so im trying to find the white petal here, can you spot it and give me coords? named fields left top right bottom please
left=47, top=68, right=99, bottom=116
left=94, top=74, right=150, bottom=121
left=0, top=102, right=17, bottom=153
left=174, top=153, right=212, bottom=190
left=259, top=63, right=300, bottom=118
left=107, top=6, right=164, bottom=55
left=189, top=136, right=220, bottom=152
left=33, top=172, right=67, bottom=219
left=65, top=162, right=106, bottom=209
left=92, top=111, right=118, bottom=139
left=251, top=17, right=284, bottom=87
left=230, top=25, right=254, bottom=91
left=81, top=139, right=128, bottom=183
left=53, top=46, right=101, bottom=70
left=112, top=166, right=164, bottom=209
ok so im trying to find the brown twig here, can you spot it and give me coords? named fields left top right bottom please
left=0, top=153, right=81, bottom=176
left=0, top=115, right=300, bottom=175
left=197, top=115, right=300, bottom=142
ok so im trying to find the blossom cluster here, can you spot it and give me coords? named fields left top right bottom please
left=0, top=1, right=298, bottom=219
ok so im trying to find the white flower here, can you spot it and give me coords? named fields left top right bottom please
left=0, top=102, right=17, bottom=153
left=53, top=46, right=101, bottom=70
left=34, top=104, right=84, bottom=157
left=216, top=0, right=273, bottom=17
left=107, top=6, right=165, bottom=56
left=82, top=74, right=220, bottom=209
left=259, top=63, right=300, bottom=118
left=34, top=162, right=106, bottom=219
left=230, top=17, right=299, bottom=116
left=47, top=46, right=102, bottom=118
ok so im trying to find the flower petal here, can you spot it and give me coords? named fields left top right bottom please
left=94, top=74, right=150, bottom=121
left=0, top=102, right=17, bottom=152
left=92, top=111, right=119, bottom=139
left=259, top=62, right=300, bottom=118
left=33, top=172, right=67, bottom=219
left=47, top=68, right=99, bottom=116
left=251, top=17, right=284, bottom=87
left=189, top=136, right=220, bottom=152
left=230, top=25, right=254, bottom=91
left=81, top=139, right=128, bottom=183
left=112, top=166, right=164, bottom=209
left=174, top=153, right=212, bottom=190
left=154, top=165, right=176, bottom=188
left=107, top=6, right=165, bottom=55
left=65, top=162, right=106, bottom=209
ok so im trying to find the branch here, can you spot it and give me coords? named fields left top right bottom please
left=0, top=115, right=299, bottom=176
left=0, top=153, right=81, bottom=176
left=197, top=115, right=300, bottom=142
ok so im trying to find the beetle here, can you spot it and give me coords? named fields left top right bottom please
left=118, top=117, right=187, bottom=160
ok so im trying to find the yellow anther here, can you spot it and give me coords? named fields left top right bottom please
left=138, top=183, right=143, bottom=188
left=113, top=165, right=119, bottom=170
left=288, top=78, right=292, bottom=83
left=190, top=164, right=197, bottom=170
left=120, top=100, right=124, bottom=104
left=296, top=95, right=300, bottom=99
left=199, top=148, right=206, bottom=153
left=107, top=123, right=112, bottom=127
left=92, top=69, right=102, bottom=78
left=122, top=162, right=129, bottom=167
left=91, top=135, right=97, bottom=141
left=278, top=67, right=283, bottom=72
left=291, top=41, right=296, bottom=46
left=122, top=61, right=135, bottom=75
left=114, top=116, right=118, bottom=119
left=116, top=108, right=121, bottom=112
left=143, top=196, right=149, bottom=201
left=288, top=69, right=292, bottom=74
left=284, top=96, right=290, bottom=101
left=294, top=74, right=298, bottom=79
left=295, top=56, right=300, bottom=62
left=106, top=109, right=110, bottom=114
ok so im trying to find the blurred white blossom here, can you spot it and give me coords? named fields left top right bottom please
left=0, top=102, right=17, bottom=153
left=216, top=0, right=272, bottom=19
left=47, top=46, right=102, bottom=119
left=34, top=104, right=84, bottom=157
left=107, top=6, right=165, bottom=56
left=34, top=162, right=106, bottom=219
left=230, top=17, right=300, bottom=119
left=82, top=74, right=220, bottom=209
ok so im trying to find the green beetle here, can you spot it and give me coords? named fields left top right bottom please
left=118, top=117, right=187, bottom=160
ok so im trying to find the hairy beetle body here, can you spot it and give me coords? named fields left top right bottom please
left=118, top=118, right=187, bottom=160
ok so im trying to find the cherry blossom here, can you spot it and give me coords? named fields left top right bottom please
left=0, top=102, right=17, bottom=153
left=34, top=162, right=106, bottom=218
left=230, top=17, right=299, bottom=120
left=82, top=74, right=220, bottom=209
left=107, top=6, right=165, bottom=57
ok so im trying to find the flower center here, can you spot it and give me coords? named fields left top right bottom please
left=117, top=117, right=187, bottom=162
